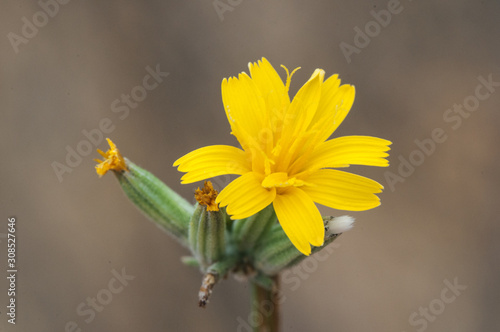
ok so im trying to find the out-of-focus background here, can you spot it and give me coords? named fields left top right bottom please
left=1, top=1, right=499, bottom=331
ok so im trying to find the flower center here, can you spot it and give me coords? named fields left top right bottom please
left=261, top=172, right=305, bottom=189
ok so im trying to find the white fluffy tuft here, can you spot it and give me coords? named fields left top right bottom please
left=326, top=216, right=355, bottom=235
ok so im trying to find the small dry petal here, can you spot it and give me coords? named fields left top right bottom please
left=94, top=138, right=128, bottom=177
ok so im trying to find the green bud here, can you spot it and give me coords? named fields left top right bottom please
left=231, top=204, right=276, bottom=253
left=115, top=158, right=194, bottom=246
left=188, top=182, right=227, bottom=270
left=252, top=216, right=352, bottom=276
left=188, top=204, right=226, bottom=270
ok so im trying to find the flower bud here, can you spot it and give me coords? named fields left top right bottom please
left=253, top=216, right=354, bottom=276
left=188, top=182, right=226, bottom=270
left=95, top=139, right=194, bottom=246
left=231, top=204, right=276, bottom=253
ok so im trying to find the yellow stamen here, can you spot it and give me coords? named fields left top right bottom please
left=195, top=181, right=219, bottom=211
left=261, top=172, right=305, bottom=189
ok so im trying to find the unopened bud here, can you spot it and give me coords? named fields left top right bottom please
left=95, top=139, right=194, bottom=246
left=253, top=216, right=349, bottom=276
left=189, top=182, right=226, bottom=270
left=231, top=204, right=276, bottom=253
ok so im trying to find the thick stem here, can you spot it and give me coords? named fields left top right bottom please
left=251, top=275, right=280, bottom=332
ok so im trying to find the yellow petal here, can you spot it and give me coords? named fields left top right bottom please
left=291, top=136, right=392, bottom=174
left=216, top=172, right=276, bottom=220
left=275, top=69, right=324, bottom=170
left=173, top=145, right=250, bottom=184
left=273, top=187, right=325, bottom=255
left=301, top=169, right=383, bottom=211
left=222, top=72, right=267, bottom=143
left=248, top=57, right=289, bottom=115
left=306, top=74, right=340, bottom=136
left=309, top=84, right=356, bottom=146
left=284, top=68, right=324, bottom=137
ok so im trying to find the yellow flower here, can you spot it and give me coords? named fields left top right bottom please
left=174, top=58, right=391, bottom=255
left=94, top=138, right=128, bottom=177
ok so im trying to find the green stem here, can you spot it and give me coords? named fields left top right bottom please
left=251, top=275, right=280, bottom=332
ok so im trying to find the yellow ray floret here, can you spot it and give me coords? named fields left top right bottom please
left=94, top=138, right=128, bottom=177
left=174, top=57, right=392, bottom=255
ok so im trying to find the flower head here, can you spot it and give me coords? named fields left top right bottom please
left=195, top=181, right=219, bottom=211
left=174, top=58, right=391, bottom=255
left=94, top=138, right=128, bottom=177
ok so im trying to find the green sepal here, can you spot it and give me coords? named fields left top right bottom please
left=284, top=232, right=341, bottom=270
left=114, top=159, right=194, bottom=246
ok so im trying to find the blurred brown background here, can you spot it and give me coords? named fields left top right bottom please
left=1, top=1, right=499, bottom=331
